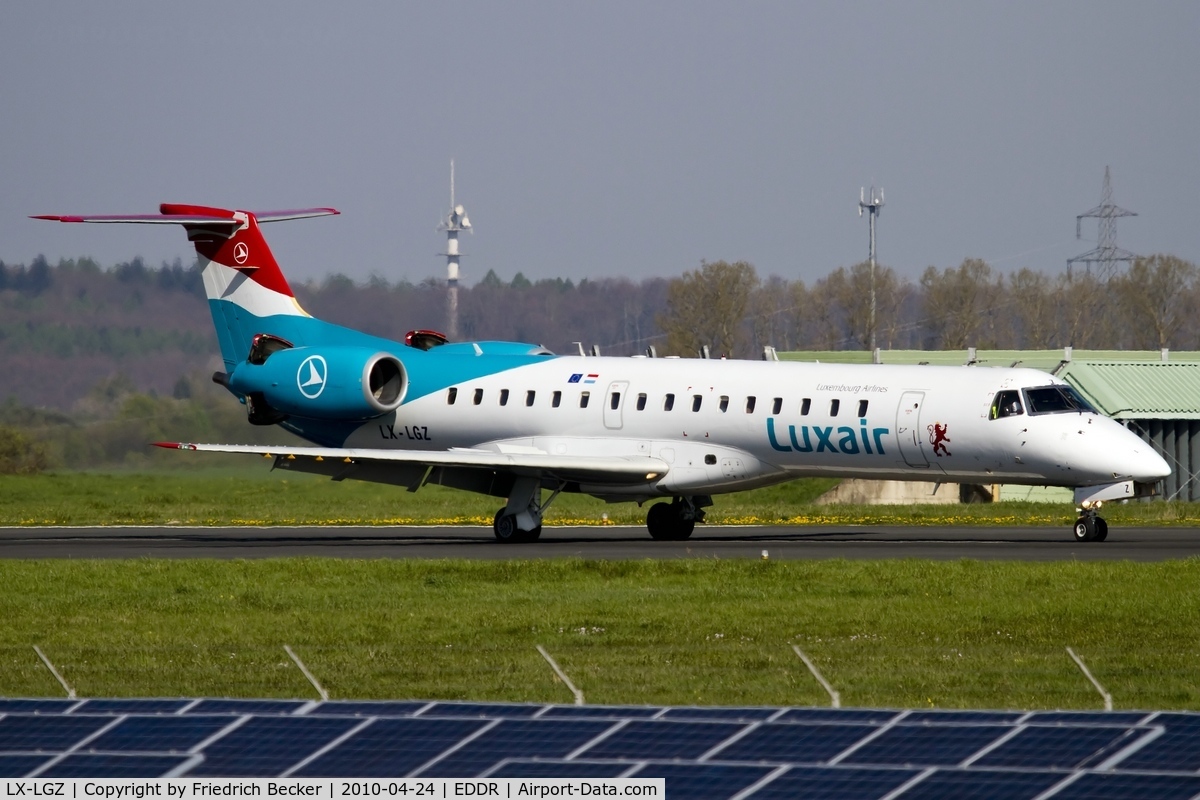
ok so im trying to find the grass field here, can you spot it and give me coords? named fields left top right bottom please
left=1, top=558, right=1198, bottom=710
left=7, top=468, right=1200, bottom=526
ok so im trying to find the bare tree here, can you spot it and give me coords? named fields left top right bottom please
left=658, top=260, right=760, bottom=357
left=920, top=258, right=1001, bottom=349
left=1008, top=268, right=1058, bottom=349
left=1113, top=255, right=1199, bottom=349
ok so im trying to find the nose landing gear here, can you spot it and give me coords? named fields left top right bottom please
left=1073, top=503, right=1108, bottom=542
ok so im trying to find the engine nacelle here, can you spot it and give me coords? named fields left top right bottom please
left=226, top=346, right=407, bottom=421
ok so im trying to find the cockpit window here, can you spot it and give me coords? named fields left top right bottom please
left=1023, top=385, right=1097, bottom=415
left=989, top=390, right=1024, bottom=420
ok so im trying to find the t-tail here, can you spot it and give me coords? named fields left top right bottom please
left=32, top=204, right=338, bottom=371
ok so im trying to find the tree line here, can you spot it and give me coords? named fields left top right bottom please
left=659, top=255, right=1200, bottom=358
left=4, top=252, right=1199, bottom=411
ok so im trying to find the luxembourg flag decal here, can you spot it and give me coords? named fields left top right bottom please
left=584, top=373, right=599, bottom=384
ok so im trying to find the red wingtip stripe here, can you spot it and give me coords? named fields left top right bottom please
left=30, top=215, right=84, bottom=222
left=152, top=442, right=188, bottom=449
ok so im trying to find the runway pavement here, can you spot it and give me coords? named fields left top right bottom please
left=0, top=524, right=1197, bottom=560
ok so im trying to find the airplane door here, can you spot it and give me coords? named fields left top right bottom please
left=896, top=391, right=929, bottom=467
left=604, top=381, right=630, bottom=430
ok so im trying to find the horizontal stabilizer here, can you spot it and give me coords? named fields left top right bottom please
left=31, top=208, right=338, bottom=225
left=154, top=442, right=669, bottom=485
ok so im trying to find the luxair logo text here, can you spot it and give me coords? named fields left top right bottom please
left=767, top=417, right=890, bottom=455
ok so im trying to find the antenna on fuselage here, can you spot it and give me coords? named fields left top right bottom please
left=439, top=159, right=471, bottom=340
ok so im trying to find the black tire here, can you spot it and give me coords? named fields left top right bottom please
left=493, top=509, right=519, bottom=542
left=1073, top=516, right=1096, bottom=542
left=671, top=517, right=696, bottom=540
left=647, top=502, right=675, bottom=540
left=1094, top=517, right=1108, bottom=542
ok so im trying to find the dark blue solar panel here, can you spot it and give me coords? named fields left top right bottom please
left=187, top=716, right=358, bottom=777
left=489, top=760, right=629, bottom=778
left=416, top=719, right=611, bottom=777
left=580, top=721, right=745, bottom=761
left=310, top=701, right=427, bottom=717
left=897, top=768, right=1062, bottom=799
left=1052, top=772, right=1200, bottom=800
left=902, top=710, right=1026, bottom=725
left=538, top=706, right=662, bottom=719
left=629, top=763, right=773, bottom=799
left=662, top=707, right=780, bottom=721
left=421, top=702, right=544, bottom=718
left=1028, top=711, right=1149, bottom=726
left=0, top=700, right=75, bottom=714
left=974, top=725, right=1140, bottom=769
left=745, top=765, right=919, bottom=799
left=294, top=718, right=487, bottom=777
left=1120, top=714, right=1200, bottom=771
left=73, top=699, right=190, bottom=714
left=88, top=715, right=235, bottom=752
left=0, top=715, right=111, bottom=751
left=185, top=699, right=308, bottom=715
left=714, top=723, right=876, bottom=763
left=775, top=708, right=899, bottom=724
left=843, top=724, right=1011, bottom=767
left=0, top=755, right=50, bottom=777
left=39, top=754, right=191, bottom=778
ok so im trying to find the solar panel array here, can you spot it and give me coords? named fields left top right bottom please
left=2, top=698, right=1200, bottom=798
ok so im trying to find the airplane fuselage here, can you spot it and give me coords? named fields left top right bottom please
left=320, top=350, right=1163, bottom=500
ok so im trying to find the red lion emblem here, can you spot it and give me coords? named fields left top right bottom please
left=927, top=422, right=951, bottom=457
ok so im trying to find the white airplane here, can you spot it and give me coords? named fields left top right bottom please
left=35, top=205, right=1170, bottom=543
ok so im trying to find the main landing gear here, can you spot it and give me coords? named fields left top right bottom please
left=646, top=496, right=707, bottom=541
left=1073, top=502, right=1109, bottom=543
left=492, top=477, right=561, bottom=544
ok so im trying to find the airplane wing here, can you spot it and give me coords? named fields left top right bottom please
left=153, top=442, right=668, bottom=491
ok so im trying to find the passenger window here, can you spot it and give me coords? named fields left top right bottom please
left=499, top=389, right=509, bottom=406
left=745, top=396, right=756, bottom=413
left=473, top=388, right=483, bottom=405
left=664, top=393, right=675, bottom=411
left=580, top=391, right=590, bottom=409
left=719, top=395, right=729, bottom=413
left=830, top=399, right=840, bottom=417
left=447, top=387, right=457, bottom=405
left=991, top=390, right=1024, bottom=419
left=552, top=390, right=562, bottom=408
left=526, top=390, right=536, bottom=407
left=637, top=393, right=647, bottom=411
left=692, top=395, right=703, bottom=412
left=772, top=397, right=783, bottom=415
left=610, top=391, right=621, bottom=410
left=800, top=398, right=811, bottom=416
left=857, top=399, right=869, bottom=417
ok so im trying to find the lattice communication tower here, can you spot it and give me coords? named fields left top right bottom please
left=1067, top=166, right=1137, bottom=280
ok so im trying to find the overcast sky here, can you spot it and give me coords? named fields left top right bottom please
left=2, top=2, right=1197, bottom=286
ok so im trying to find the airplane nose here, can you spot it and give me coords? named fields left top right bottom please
left=1131, top=444, right=1171, bottom=482
left=1062, top=421, right=1172, bottom=483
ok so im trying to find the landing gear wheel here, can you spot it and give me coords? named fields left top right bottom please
left=493, top=509, right=519, bottom=543
left=647, top=503, right=674, bottom=540
left=493, top=509, right=541, bottom=543
left=1094, top=517, right=1108, bottom=542
left=646, top=502, right=695, bottom=541
left=1073, top=516, right=1096, bottom=542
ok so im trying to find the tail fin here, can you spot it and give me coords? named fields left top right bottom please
left=33, top=204, right=338, bottom=369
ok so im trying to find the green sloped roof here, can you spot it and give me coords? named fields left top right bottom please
left=778, top=349, right=1200, bottom=371
left=1057, top=361, right=1200, bottom=419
